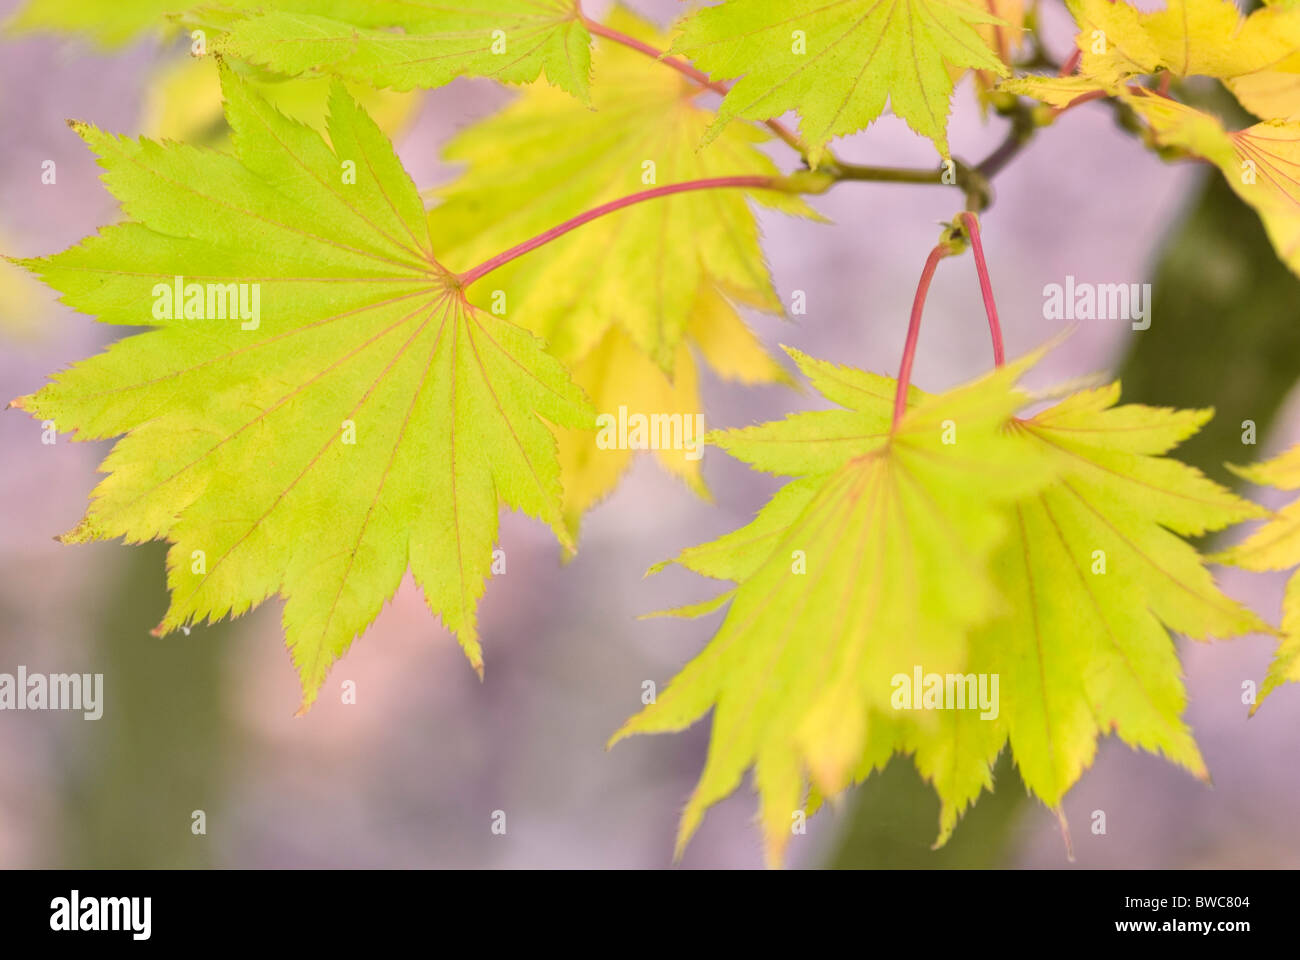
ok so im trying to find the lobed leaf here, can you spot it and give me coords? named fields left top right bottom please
left=217, top=0, right=593, bottom=101
left=671, top=0, right=1011, bottom=164
left=1215, top=443, right=1300, bottom=711
left=614, top=348, right=1263, bottom=863
left=613, top=349, right=1056, bottom=866
left=429, top=8, right=809, bottom=540
left=11, top=67, right=594, bottom=712
left=1063, top=0, right=1300, bottom=118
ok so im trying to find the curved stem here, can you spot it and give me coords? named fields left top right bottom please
left=575, top=7, right=1153, bottom=215
left=893, top=242, right=959, bottom=429
left=574, top=8, right=1078, bottom=209
left=957, top=212, right=1005, bottom=366
left=829, top=162, right=947, bottom=185
left=973, top=128, right=1030, bottom=182
left=582, top=16, right=721, bottom=91
left=456, top=175, right=780, bottom=288
left=1051, top=88, right=1109, bottom=117
left=580, top=15, right=807, bottom=158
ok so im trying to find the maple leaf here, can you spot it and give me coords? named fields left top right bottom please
left=1062, top=0, right=1300, bottom=118
left=554, top=290, right=791, bottom=542
left=141, top=55, right=422, bottom=146
left=669, top=0, right=1011, bottom=164
left=428, top=8, right=806, bottom=537
left=965, top=384, right=1267, bottom=824
left=613, top=344, right=1265, bottom=863
left=1124, top=92, right=1300, bottom=280
left=428, top=8, right=811, bottom=371
left=1213, top=444, right=1300, bottom=712
left=611, top=347, right=1058, bottom=866
left=5, top=0, right=198, bottom=46
left=996, top=74, right=1111, bottom=110
left=5, top=0, right=404, bottom=47
left=975, top=0, right=1025, bottom=65
left=1000, top=76, right=1300, bottom=281
left=9, top=65, right=594, bottom=712
left=217, top=0, right=593, bottom=102
left=1225, top=0, right=1300, bottom=124
left=960, top=0, right=1028, bottom=114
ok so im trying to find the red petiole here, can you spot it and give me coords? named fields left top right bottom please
left=455, top=176, right=781, bottom=288
left=891, top=214, right=1007, bottom=430
left=958, top=212, right=1005, bottom=367
left=892, top=242, right=960, bottom=430
left=576, top=10, right=806, bottom=157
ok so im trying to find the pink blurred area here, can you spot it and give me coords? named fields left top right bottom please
left=1, top=0, right=1298, bottom=869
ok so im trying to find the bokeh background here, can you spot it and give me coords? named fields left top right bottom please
left=2, top=0, right=1298, bottom=868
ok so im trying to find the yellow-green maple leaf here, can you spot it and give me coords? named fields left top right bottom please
left=1125, top=91, right=1300, bottom=278
left=141, top=54, right=422, bottom=146
left=6, top=0, right=403, bottom=47
left=6, top=0, right=201, bottom=46
left=996, top=74, right=1111, bottom=110
left=428, top=8, right=805, bottom=538
left=960, top=0, right=1028, bottom=114
left=10, top=0, right=594, bottom=97
left=217, top=0, right=592, bottom=102
left=614, top=346, right=1264, bottom=863
left=1222, top=0, right=1300, bottom=122
left=612, top=347, right=1057, bottom=866
left=429, top=8, right=808, bottom=371
left=555, top=289, right=790, bottom=541
left=1063, top=0, right=1300, bottom=118
left=1214, top=444, right=1300, bottom=712
left=822, top=378, right=1265, bottom=847
left=670, top=0, right=1011, bottom=164
left=966, top=385, right=1266, bottom=823
left=9, top=66, right=594, bottom=712
left=1000, top=77, right=1300, bottom=281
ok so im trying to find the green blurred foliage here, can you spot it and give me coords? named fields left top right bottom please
left=57, top=544, right=231, bottom=867
left=1119, top=172, right=1300, bottom=480
left=828, top=754, right=1024, bottom=869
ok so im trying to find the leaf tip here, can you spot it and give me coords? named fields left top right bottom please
left=1187, top=750, right=1212, bottom=785
left=673, top=799, right=706, bottom=863
left=552, top=519, right=579, bottom=557
left=605, top=723, right=632, bottom=751
left=57, top=517, right=97, bottom=544
left=930, top=810, right=958, bottom=851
